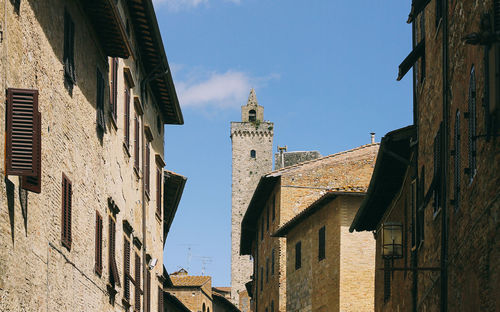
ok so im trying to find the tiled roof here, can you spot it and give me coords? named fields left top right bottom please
left=170, top=275, right=211, bottom=287
left=267, top=143, right=379, bottom=178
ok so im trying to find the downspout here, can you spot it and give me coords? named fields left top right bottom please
left=441, top=0, right=449, bottom=311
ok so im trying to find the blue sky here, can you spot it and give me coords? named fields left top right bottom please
left=156, top=0, right=413, bottom=286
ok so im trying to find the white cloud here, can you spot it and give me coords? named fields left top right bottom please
left=173, top=68, right=280, bottom=110
left=153, top=0, right=208, bottom=11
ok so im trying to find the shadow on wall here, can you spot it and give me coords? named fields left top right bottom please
left=5, top=177, right=15, bottom=244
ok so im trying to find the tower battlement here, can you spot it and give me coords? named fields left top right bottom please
left=230, top=89, right=273, bottom=310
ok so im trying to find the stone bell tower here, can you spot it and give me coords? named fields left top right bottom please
left=230, top=89, right=273, bottom=310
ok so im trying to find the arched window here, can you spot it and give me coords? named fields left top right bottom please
left=203, top=303, right=206, bottom=312
left=249, top=109, right=256, bottom=122
left=250, top=150, right=256, bottom=158
left=467, top=65, right=476, bottom=183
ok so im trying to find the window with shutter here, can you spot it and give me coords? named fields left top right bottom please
left=318, top=226, right=325, bottom=261
left=124, top=80, right=131, bottom=150
left=110, top=57, right=118, bottom=123
left=134, top=115, right=140, bottom=172
left=146, top=269, right=151, bottom=312
left=96, top=69, right=105, bottom=131
left=63, top=9, right=75, bottom=86
left=272, top=194, right=276, bottom=221
left=157, top=286, right=163, bottom=312
left=271, top=249, right=275, bottom=275
left=145, top=142, right=150, bottom=197
left=5, top=88, right=40, bottom=177
left=61, top=173, right=72, bottom=250
left=156, top=168, right=162, bottom=217
left=21, top=110, right=42, bottom=193
left=295, top=241, right=301, bottom=270
left=467, top=66, right=477, bottom=183
left=95, top=211, right=103, bottom=275
left=454, top=111, right=461, bottom=211
left=124, top=238, right=131, bottom=301
left=109, top=216, right=121, bottom=287
left=433, top=125, right=442, bottom=214
left=135, top=253, right=141, bottom=311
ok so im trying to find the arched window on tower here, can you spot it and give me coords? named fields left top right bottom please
left=203, top=303, right=206, bottom=312
left=249, top=109, right=256, bottom=122
left=250, top=150, right=256, bottom=158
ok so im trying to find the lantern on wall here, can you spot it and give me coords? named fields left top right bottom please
left=381, top=222, right=403, bottom=259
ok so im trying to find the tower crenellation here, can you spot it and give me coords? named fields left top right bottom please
left=230, top=89, right=273, bottom=310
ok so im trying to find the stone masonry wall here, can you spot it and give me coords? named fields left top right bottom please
left=231, top=120, right=273, bottom=309
left=0, top=1, right=168, bottom=311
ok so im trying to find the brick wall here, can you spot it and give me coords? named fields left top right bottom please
left=0, top=1, right=170, bottom=311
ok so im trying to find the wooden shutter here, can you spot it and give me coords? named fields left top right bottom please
left=157, top=286, right=163, bottom=312
left=146, top=269, right=151, bottom=312
left=5, top=89, right=40, bottom=176
left=156, top=168, right=161, bottom=217
left=124, top=82, right=130, bottom=148
left=124, top=238, right=131, bottom=300
left=96, top=69, right=105, bottom=130
left=110, top=57, right=118, bottom=121
left=21, top=110, right=42, bottom=193
left=109, top=216, right=121, bottom=287
left=135, top=253, right=141, bottom=311
left=61, top=173, right=72, bottom=250
left=95, top=211, right=103, bottom=275
left=318, top=226, right=325, bottom=261
left=295, top=241, right=301, bottom=270
left=134, top=115, right=139, bottom=170
left=145, top=142, right=150, bottom=195
left=271, top=249, right=275, bottom=275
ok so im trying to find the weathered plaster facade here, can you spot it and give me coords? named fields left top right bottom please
left=230, top=89, right=273, bottom=309
left=0, top=1, right=182, bottom=311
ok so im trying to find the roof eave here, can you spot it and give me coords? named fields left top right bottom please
left=163, top=171, right=187, bottom=244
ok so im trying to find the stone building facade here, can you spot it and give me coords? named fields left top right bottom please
left=230, top=89, right=273, bottom=309
left=166, top=270, right=214, bottom=312
left=240, top=143, right=379, bottom=312
left=350, top=0, right=500, bottom=311
left=274, top=192, right=375, bottom=312
left=0, top=1, right=184, bottom=311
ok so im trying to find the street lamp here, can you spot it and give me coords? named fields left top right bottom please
left=382, top=222, right=403, bottom=259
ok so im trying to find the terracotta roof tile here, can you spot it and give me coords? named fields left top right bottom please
left=170, top=275, right=211, bottom=287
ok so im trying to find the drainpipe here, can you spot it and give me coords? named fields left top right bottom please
left=440, top=0, right=449, bottom=310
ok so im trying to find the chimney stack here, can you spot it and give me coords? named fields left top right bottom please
left=370, top=132, right=375, bottom=144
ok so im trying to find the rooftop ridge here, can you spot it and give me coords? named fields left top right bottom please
left=267, top=143, right=380, bottom=176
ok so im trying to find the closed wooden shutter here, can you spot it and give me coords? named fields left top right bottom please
left=157, top=286, right=163, bottom=312
left=134, top=115, right=139, bottom=170
left=124, top=82, right=130, bottom=148
left=109, top=216, right=121, bottom=287
left=156, top=168, right=161, bottom=217
left=318, top=226, right=325, bottom=261
left=95, top=211, right=103, bottom=275
left=96, top=69, right=105, bottom=130
left=124, top=239, right=131, bottom=300
left=110, top=57, right=118, bottom=121
left=6, top=88, right=40, bottom=177
left=135, top=253, right=141, bottom=311
left=61, top=173, right=72, bottom=250
left=21, top=110, right=42, bottom=193
left=146, top=269, right=151, bottom=312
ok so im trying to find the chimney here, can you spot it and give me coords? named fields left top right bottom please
left=370, top=132, right=375, bottom=144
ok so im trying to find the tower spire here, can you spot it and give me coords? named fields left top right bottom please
left=247, top=88, right=258, bottom=106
